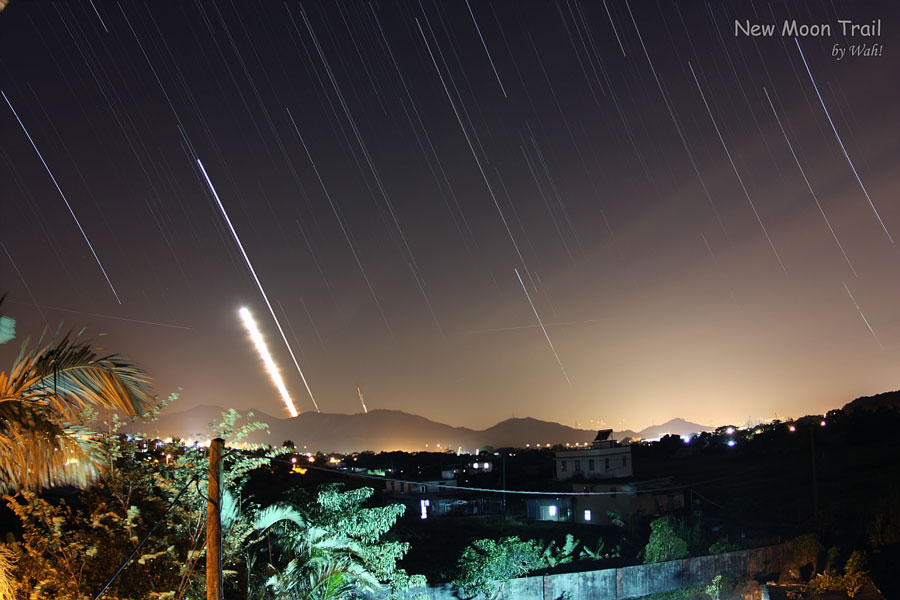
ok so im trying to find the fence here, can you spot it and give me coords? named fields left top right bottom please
left=399, top=543, right=790, bottom=599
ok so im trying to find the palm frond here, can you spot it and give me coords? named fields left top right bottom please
left=0, top=409, right=100, bottom=493
left=0, top=332, right=153, bottom=491
left=1, top=332, right=153, bottom=416
left=251, top=504, right=306, bottom=534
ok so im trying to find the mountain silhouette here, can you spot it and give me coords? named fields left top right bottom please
left=126, top=405, right=711, bottom=453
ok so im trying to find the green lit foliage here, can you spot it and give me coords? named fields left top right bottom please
left=708, top=537, right=740, bottom=555
left=452, top=537, right=546, bottom=599
left=704, top=574, right=733, bottom=600
left=539, top=533, right=578, bottom=568
left=577, top=537, right=621, bottom=561
left=0, top=295, right=14, bottom=344
left=245, top=488, right=424, bottom=600
left=0, top=401, right=277, bottom=599
left=643, top=517, right=689, bottom=564
left=0, top=399, right=423, bottom=600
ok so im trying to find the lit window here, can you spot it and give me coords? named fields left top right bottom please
left=548, top=505, right=557, bottom=517
left=584, top=510, right=592, bottom=522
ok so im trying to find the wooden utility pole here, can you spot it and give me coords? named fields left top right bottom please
left=207, top=438, right=224, bottom=600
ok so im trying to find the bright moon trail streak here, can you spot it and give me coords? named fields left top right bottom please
left=197, top=158, right=320, bottom=413
left=514, top=268, right=571, bottom=387
left=239, top=307, right=298, bottom=417
left=794, top=39, right=893, bottom=246
left=3, top=90, right=122, bottom=304
left=842, top=282, right=884, bottom=351
left=687, top=63, right=788, bottom=275
left=358, top=387, right=368, bottom=414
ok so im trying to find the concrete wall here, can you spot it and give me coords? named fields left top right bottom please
left=395, top=544, right=790, bottom=600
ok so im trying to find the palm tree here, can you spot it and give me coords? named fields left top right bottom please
left=246, top=504, right=381, bottom=600
left=0, top=330, right=153, bottom=492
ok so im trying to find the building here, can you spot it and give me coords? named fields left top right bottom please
left=384, top=478, right=457, bottom=495
left=571, top=479, right=685, bottom=524
left=383, top=476, right=501, bottom=519
left=524, top=497, right=574, bottom=522
left=554, top=429, right=632, bottom=480
left=524, top=479, right=685, bottom=525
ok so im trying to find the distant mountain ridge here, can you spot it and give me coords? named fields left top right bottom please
left=842, top=390, right=900, bottom=414
left=125, top=405, right=711, bottom=453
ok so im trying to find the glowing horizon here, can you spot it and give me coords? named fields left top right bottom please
left=239, top=306, right=299, bottom=418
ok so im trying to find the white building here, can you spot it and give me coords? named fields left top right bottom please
left=554, top=429, right=632, bottom=480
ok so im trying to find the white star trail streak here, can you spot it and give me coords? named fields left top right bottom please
left=239, top=307, right=298, bottom=418
left=197, top=158, right=320, bottom=413
left=285, top=107, right=394, bottom=338
left=1, top=241, right=47, bottom=325
left=842, top=282, right=884, bottom=351
left=603, top=0, right=627, bottom=57
left=795, top=38, right=894, bottom=247
left=3, top=90, right=122, bottom=304
left=626, top=2, right=729, bottom=241
left=687, top=63, right=788, bottom=275
left=763, top=87, right=857, bottom=278
left=464, top=0, right=507, bottom=98
left=514, top=268, right=571, bottom=387
left=416, top=18, right=536, bottom=290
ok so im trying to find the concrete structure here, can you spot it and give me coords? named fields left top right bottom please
left=555, top=429, right=633, bottom=480
left=389, top=543, right=791, bottom=599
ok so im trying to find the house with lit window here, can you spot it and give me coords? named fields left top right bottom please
left=571, top=478, right=685, bottom=524
left=554, top=429, right=632, bottom=480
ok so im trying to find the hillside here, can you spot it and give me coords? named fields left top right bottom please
left=126, top=405, right=710, bottom=453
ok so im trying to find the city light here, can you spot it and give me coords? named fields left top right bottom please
left=239, top=306, right=299, bottom=417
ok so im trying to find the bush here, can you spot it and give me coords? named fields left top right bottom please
left=453, top=537, right=545, bottom=599
left=643, top=517, right=689, bottom=564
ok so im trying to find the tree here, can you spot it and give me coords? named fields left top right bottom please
left=0, top=330, right=153, bottom=492
left=453, top=537, right=546, bottom=599
left=642, top=516, right=689, bottom=564
left=241, top=487, right=425, bottom=600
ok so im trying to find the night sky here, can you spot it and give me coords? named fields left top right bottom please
left=1, top=1, right=898, bottom=431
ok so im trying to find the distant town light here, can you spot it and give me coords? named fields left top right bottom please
left=788, top=425, right=796, bottom=432
left=291, top=457, right=297, bottom=464
left=725, top=427, right=735, bottom=435
left=727, top=440, right=736, bottom=447
left=584, top=509, right=592, bottom=522
left=820, top=420, right=827, bottom=427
